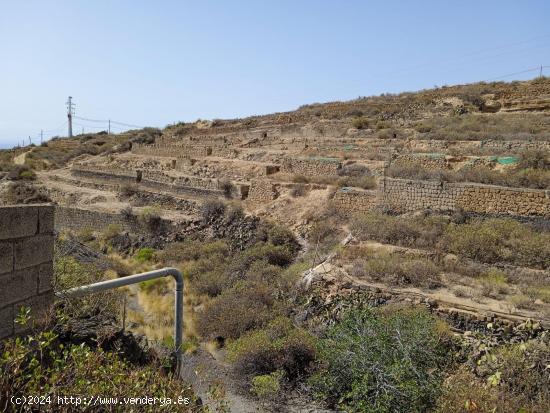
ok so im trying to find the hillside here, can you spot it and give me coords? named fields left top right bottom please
left=1, top=77, right=549, bottom=412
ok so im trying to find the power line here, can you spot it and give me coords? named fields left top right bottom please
left=74, top=115, right=143, bottom=129
left=485, top=65, right=549, bottom=81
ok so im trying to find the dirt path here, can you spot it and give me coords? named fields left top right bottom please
left=179, top=346, right=262, bottom=412
left=13, top=151, right=28, bottom=165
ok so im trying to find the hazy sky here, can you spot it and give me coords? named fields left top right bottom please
left=1, top=1, right=549, bottom=147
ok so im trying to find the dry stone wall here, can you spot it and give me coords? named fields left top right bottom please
left=0, top=205, right=54, bottom=339
left=281, top=157, right=342, bottom=177
left=247, top=180, right=279, bottom=203
left=332, top=188, right=378, bottom=212
left=132, top=143, right=212, bottom=157
left=380, top=178, right=549, bottom=217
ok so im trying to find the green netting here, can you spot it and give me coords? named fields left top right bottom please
left=496, top=156, right=519, bottom=165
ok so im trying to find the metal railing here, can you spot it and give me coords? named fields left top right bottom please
left=55, top=267, right=184, bottom=371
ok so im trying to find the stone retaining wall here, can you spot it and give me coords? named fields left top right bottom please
left=281, top=157, right=342, bottom=177
left=332, top=188, right=379, bottom=212
left=247, top=180, right=279, bottom=203
left=380, top=178, right=549, bottom=217
left=132, top=143, right=212, bottom=157
left=0, top=205, right=54, bottom=339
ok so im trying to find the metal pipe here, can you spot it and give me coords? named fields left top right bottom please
left=55, top=267, right=184, bottom=371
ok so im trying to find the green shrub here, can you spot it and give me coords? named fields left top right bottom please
left=251, top=371, right=284, bottom=399
left=474, top=339, right=550, bottom=410
left=0, top=329, right=198, bottom=412
left=135, top=247, right=156, bottom=263
left=227, top=317, right=317, bottom=381
left=309, top=306, right=450, bottom=412
left=139, top=277, right=169, bottom=294
left=478, top=268, right=509, bottom=298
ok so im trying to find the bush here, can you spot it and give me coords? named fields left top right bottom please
left=355, top=252, right=441, bottom=289
left=102, top=223, right=122, bottom=241
left=119, top=184, right=138, bottom=197
left=310, top=306, right=450, bottom=412
left=135, top=247, right=155, bottom=263
left=219, top=180, right=234, bottom=198
left=251, top=371, right=284, bottom=399
left=478, top=268, right=509, bottom=298
left=474, top=339, right=550, bottom=410
left=350, top=211, right=447, bottom=249
left=158, top=240, right=230, bottom=265
left=200, top=199, right=226, bottom=222
left=352, top=116, right=370, bottom=129
left=517, top=149, right=549, bottom=170
left=442, top=218, right=550, bottom=269
left=6, top=165, right=36, bottom=181
left=435, top=367, right=529, bottom=413
left=197, top=281, right=280, bottom=340
left=0, top=329, right=198, bottom=412
left=227, top=317, right=317, bottom=381
left=137, top=206, right=162, bottom=231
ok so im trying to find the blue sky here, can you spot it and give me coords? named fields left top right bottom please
left=1, top=1, right=549, bottom=147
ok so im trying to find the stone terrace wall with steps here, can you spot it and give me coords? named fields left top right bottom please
left=0, top=205, right=54, bottom=339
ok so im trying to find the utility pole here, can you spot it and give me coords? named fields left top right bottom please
left=108, top=119, right=111, bottom=134
left=28, top=136, right=31, bottom=145
left=540, top=65, right=544, bottom=78
left=66, top=96, right=75, bottom=138
left=40, top=130, right=43, bottom=144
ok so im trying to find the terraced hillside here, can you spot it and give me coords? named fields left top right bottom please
left=1, top=77, right=549, bottom=411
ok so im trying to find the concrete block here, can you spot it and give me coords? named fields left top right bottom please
left=14, top=235, right=54, bottom=270
left=0, top=305, right=14, bottom=339
left=0, top=206, right=38, bottom=240
left=0, top=267, right=38, bottom=306
left=0, top=241, right=13, bottom=274
left=38, top=262, right=54, bottom=294
left=38, top=205, right=55, bottom=234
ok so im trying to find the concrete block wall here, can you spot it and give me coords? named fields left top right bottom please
left=0, top=205, right=55, bottom=340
